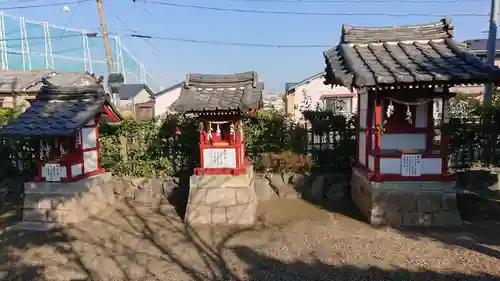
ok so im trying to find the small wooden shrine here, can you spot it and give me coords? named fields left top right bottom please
left=323, top=19, right=500, bottom=226
left=0, top=79, right=122, bottom=182
left=172, top=71, right=263, bottom=176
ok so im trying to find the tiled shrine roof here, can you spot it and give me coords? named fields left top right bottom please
left=171, top=71, right=263, bottom=113
left=323, top=19, right=500, bottom=89
left=0, top=70, right=100, bottom=93
left=0, top=79, right=121, bottom=137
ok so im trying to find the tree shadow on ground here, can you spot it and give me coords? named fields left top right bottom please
left=0, top=177, right=25, bottom=231
left=167, top=171, right=192, bottom=220
left=1, top=199, right=497, bottom=281
left=394, top=214, right=500, bottom=261
left=292, top=169, right=500, bottom=261
left=0, top=228, right=93, bottom=281
left=1, top=178, right=499, bottom=280
left=232, top=245, right=498, bottom=281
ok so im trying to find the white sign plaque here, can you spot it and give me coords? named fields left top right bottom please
left=44, top=163, right=62, bottom=182
left=203, top=148, right=237, bottom=169
left=401, top=154, right=422, bottom=177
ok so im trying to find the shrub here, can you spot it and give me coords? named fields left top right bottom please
left=261, top=151, right=312, bottom=174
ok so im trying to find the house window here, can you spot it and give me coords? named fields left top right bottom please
left=323, top=97, right=353, bottom=113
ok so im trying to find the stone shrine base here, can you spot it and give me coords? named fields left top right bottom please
left=185, top=166, right=258, bottom=225
left=350, top=168, right=462, bottom=227
left=16, top=173, right=115, bottom=231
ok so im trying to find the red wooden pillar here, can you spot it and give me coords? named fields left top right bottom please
left=366, top=91, right=374, bottom=169
left=374, top=93, right=382, bottom=177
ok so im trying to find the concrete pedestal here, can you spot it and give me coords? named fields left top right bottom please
left=185, top=166, right=258, bottom=225
left=16, top=173, right=115, bottom=231
left=351, top=168, right=462, bottom=227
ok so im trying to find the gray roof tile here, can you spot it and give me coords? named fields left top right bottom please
left=324, top=19, right=500, bottom=89
left=110, top=83, right=154, bottom=100
left=0, top=70, right=99, bottom=93
left=0, top=80, right=117, bottom=137
left=171, top=72, right=263, bottom=113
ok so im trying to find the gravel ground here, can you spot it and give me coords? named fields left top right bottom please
left=0, top=198, right=499, bottom=281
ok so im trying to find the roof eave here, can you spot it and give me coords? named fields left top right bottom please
left=285, top=72, right=325, bottom=93
left=154, top=82, right=184, bottom=97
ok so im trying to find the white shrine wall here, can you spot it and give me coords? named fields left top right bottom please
left=368, top=155, right=375, bottom=171
left=377, top=103, right=428, bottom=151
left=361, top=98, right=442, bottom=175
left=82, top=119, right=99, bottom=174
left=358, top=93, right=368, bottom=166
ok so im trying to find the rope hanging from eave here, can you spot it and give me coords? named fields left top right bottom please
left=384, top=96, right=433, bottom=106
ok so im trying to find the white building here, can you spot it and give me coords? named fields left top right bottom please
left=153, top=82, right=184, bottom=117
left=262, top=93, right=285, bottom=111
left=284, top=72, right=357, bottom=120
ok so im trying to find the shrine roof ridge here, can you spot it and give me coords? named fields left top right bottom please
left=0, top=70, right=100, bottom=94
left=0, top=81, right=122, bottom=138
left=185, top=71, right=259, bottom=89
left=341, top=19, right=453, bottom=45
left=37, top=80, right=106, bottom=100
left=171, top=71, right=264, bottom=114
left=323, top=19, right=500, bottom=90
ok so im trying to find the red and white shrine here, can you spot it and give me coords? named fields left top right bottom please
left=0, top=78, right=124, bottom=230
left=36, top=114, right=120, bottom=183
left=355, top=89, right=455, bottom=182
left=173, top=72, right=262, bottom=226
left=0, top=80, right=122, bottom=183
left=322, top=19, right=500, bottom=226
left=172, top=72, right=263, bottom=177
left=196, top=113, right=249, bottom=176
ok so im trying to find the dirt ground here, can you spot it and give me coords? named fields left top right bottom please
left=0, top=197, right=499, bottom=281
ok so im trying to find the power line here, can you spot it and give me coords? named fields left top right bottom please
left=58, top=0, right=84, bottom=40
left=138, top=0, right=492, bottom=17
left=130, top=34, right=332, bottom=48
left=0, top=32, right=330, bottom=48
left=0, top=0, right=90, bottom=10
left=223, top=0, right=487, bottom=3
left=110, top=10, right=162, bottom=52
left=0, top=34, right=85, bottom=41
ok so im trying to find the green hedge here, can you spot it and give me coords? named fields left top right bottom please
left=99, top=110, right=327, bottom=177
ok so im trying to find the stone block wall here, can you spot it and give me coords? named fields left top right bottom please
left=185, top=167, right=258, bottom=225
left=351, top=168, right=462, bottom=227
left=112, top=176, right=175, bottom=205
left=21, top=173, right=115, bottom=227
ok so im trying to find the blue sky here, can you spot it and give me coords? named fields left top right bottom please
left=3, top=0, right=495, bottom=93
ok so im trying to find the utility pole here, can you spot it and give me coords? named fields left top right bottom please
left=96, top=0, right=114, bottom=74
left=484, top=0, right=499, bottom=106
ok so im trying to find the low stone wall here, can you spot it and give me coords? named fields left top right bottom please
left=253, top=172, right=349, bottom=203
left=20, top=173, right=115, bottom=229
left=112, top=176, right=175, bottom=205
left=185, top=167, right=258, bottom=225
left=351, top=168, right=462, bottom=227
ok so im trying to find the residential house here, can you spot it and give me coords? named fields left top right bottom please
left=262, top=93, right=285, bottom=111
left=284, top=72, right=357, bottom=120
left=108, top=76, right=156, bottom=119
left=153, top=81, right=184, bottom=117
left=0, top=70, right=100, bottom=111
left=111, top=83, right=155, bottom=105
